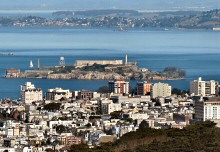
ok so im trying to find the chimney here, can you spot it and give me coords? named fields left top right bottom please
left=38, top=58, right=40, bottom=69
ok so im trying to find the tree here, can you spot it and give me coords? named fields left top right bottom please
left=56, top=125, right=67, bottom=134
left=85, top=123, right=91, bottom=128
left=96, top=86, right=109, bottom=93
left=172, top=88, right=182, bottom=95
left=68, top=144, right=90, bottom=152
left=110, top=111, right=121, bottom=119
left=127, top=118, right=134, bottom=123
left=45, top=148, right=53, bottom=152
left=139, top=120, right=149, bottom=129
left=44, top=103, right=61, bottom=111
left=96, top=110, right=103, bottom=115
left=155, top=101, right=161, bottom=107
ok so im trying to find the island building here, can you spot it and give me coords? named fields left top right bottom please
left=20, top=82, right=43, bottom=104
left=137, top=81, right=152, bottom=95
left=5, top=68, right=20, bottom=78
left=46, top=88, right=72, bottom=101
left=108, top=79, right=130, bottom=94
left=190, top=77, right=219, bottom=96
left=151, top=82, right=172, bottom=99
left=74, top=54, right=138, bottom=68
left=195, top=97, right=220, bottom=126
left=74, top=60, right=123, bottom=68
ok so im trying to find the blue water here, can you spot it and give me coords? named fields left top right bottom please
left=0, top=27, right=220, bottom=99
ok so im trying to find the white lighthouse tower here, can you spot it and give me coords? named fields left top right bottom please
left=125, top=54, right=128, bottom=65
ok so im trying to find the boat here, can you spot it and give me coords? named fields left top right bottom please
left=30, top=60, right=34, bottom=68
left=213, top=27, right=220, bottom=31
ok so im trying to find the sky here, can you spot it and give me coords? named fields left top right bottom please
left=0, top=0, right=220, bottom=11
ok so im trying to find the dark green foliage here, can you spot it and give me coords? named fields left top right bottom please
left=80, top=64, right=107, bottom=72
left=45, top=148, right=54, bottom=152
left=67, top=121, right=220, bottom=152
left=56, top=125, right=68, bottom=134
left=139, top=120, right=149, bottom=129
left=110, top=111, right=122, bottom=119
left=52, top=66, right=75, bottom=74
left=172, top=88, right=182, bottom=95
left=44, top=103, right=61, bottom=111
left=155, top=101, right=161, bottom=107
left=68, top=144, right=91, bottom=152
left=96, top=86, right=109, bottom=93
left=164, top=67, right=177, bottom=72
left=162, top=67, right=186, bottom=78
left=85, top=123, right=92, bottom=128
left=96, top=110, right=103, bottom=115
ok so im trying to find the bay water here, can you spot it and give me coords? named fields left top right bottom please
left=0, top=27, right=220, bottom=99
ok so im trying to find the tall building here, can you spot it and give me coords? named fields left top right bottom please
left=108, top=80, right=129, bottom=94
left=137, top=81, right=152, bottom=95
left=190, top=77, right=218, bottom=96
left=195, top=97, right=220, bottom=121
left=46, top=88, right=72, bottom=101
left=151, top=82, right=171, bottom=98
left=77, top=90, right=94, bottom=100
left=20, top=82, right=43, bottom=104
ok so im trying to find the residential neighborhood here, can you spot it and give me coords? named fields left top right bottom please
left=0, top=77, right=219, bottom=151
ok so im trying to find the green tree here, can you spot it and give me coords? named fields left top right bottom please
left=56, top=125, right=67, bottom=134
left=110, top=111, right=121, bottom=119
left=172, top=88, right=182, bottom=95
left=96, top=86, right=109, bottom=93
left=68, top=144, right=90, bottom=152
left=139, top=120, right=149, bottom=129
left=44, top=103, right=61, bottom=111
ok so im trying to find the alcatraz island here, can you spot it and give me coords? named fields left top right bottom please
left=5, top=55, right=186, bottom=80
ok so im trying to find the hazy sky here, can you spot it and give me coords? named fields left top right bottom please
left=0, top=0, right=219, bottom=11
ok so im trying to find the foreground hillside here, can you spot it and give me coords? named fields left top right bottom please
left=68, top=121, right=220, bottom=152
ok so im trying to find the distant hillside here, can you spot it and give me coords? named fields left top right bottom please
left=52, top=9, right=220, bottom=29
left=175, top=9, right=220, bottom=29
left=1, top=9, right=220, bottom=29
left=52, top=9, right=140, bottom=17
left=52, top=9, right=201, bottom=18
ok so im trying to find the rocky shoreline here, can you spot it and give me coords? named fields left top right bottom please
left=5, top=61, right=186, bottom=81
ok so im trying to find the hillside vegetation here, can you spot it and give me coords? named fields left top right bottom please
left=68, top=121, right=220, bottom=152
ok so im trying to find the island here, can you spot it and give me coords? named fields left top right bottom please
left=5, top=55, right=186, bottom=80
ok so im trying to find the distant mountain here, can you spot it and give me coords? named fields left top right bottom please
left=1, top=0, right=220, bottom=11
left=1, top=9, right=220, bottom=29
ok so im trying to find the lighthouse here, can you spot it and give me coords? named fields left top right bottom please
left=125, top=54, right=128, bottom=65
